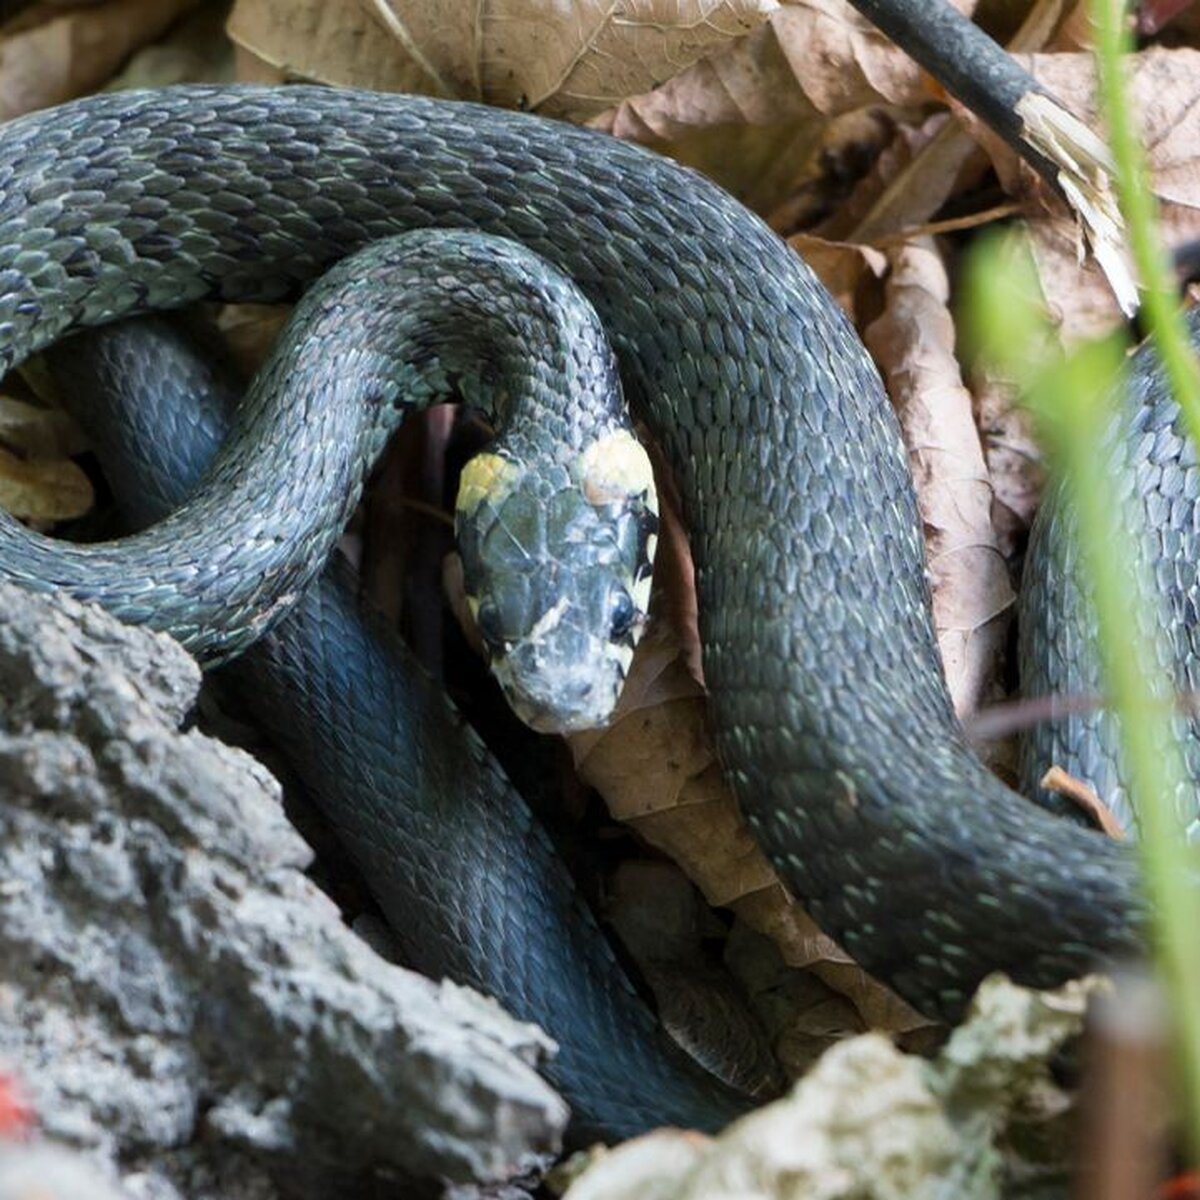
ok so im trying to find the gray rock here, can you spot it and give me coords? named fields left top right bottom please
left=0, top=1142, right=134, bottom=1200
left=0, top=581, right=568, bottom=1199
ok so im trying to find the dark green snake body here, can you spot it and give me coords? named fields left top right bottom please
left=1019, top=309, right=1200, bottom=840
left=0, top=85, right=1153, bottom=1131
left=43, top=237, right=729, bottom=1142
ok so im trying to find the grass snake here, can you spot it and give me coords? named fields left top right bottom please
left=0, top=84, right=1164, bottom=1135
left=42, top=236, right=736, bottom=1143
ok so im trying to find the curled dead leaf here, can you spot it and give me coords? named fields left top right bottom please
left=229, top=0, right=776, bottom=118
left=0, top=395, right=87, bottom=461
left=0, top=442, right=92, bottom=522
left=809, top=111, right=1003, bottom=246
left=215, top=303, right=290, bottom=378
left=863, top=240, right=1015, bottom=718
left=105, top=0, right=234, bottom=89
left=787, top=234, right=887, bottom=323
left=228, top=0, right=452, bottom=93
left=596, top=0, right=977, bottom=141
left=590, top=0, right=979, bottom=209
left=972, top=371, right=1044, bottom=562
left=0, top=393, right=92, bottom=523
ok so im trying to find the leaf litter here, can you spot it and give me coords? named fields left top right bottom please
left=0, top=380, right=91, bottom=524
left=227, top=0, right=776, bottom=115
left=0, top=0, right=206, bottom=120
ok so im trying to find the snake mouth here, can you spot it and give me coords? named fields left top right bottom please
left=491, top=645, right=624, bottom=734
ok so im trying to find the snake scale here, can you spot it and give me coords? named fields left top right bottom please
left=0, top=85, right=1159, bottom=1136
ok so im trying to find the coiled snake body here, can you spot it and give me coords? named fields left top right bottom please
left=0, top=86, right=1150, bottom=1134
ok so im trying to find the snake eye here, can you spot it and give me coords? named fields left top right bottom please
left=475, top=603, right=506, bottom=650
left=609, top=590, right=639, bottom=640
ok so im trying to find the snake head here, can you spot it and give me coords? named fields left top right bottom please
left=456, top=429, right=658, bottom=733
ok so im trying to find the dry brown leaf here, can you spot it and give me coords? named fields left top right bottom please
left=215, top=303, right=290, bottom=378
left=786, top=0, right=1071, bottom=245
left=0, top=388, right=92, bottom=524
left=787, top=234, right=887, bottom=323
left=0, top=443, right=92, bottom=521
left=775, top=0, right=978, bottom=114
left=0, top=0, right=203, bottom=119
left=972, top=373, right=1044, bottom=562
left=590, top=0, right=981, bottom=213
left=864, top=240, right=1014, bottom=718
left=105, top=0, right=234, bottom=89
left=596, top=0, right=973, bottom=138
left=228, top=0, right=445, bottom=92
left=228, top=0, right=775, bottom=117
left=0, top=394, right=87, bottom=460
left=476, top=0, right=774, bottom=117
left=804, top=113, right=965, bottom=241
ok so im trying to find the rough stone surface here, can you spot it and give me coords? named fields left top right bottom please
left=0, top=1142, right=133, bottom=1200
left=0, top=581, right=568, bottom=1199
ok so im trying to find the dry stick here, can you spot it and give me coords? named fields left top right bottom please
left=966, top=689, right=1200, bottom=742
left=1072, top=971, right=1170, bottom=1200
left=1040, top=765, right=1126, bottom=839
left=870, top=203, right=1021, bottom=246
left=846, top=0, right=1135, bottom=309
left=851, top=0, right=1060, bottom=185
left=848, top=0, right=1061, bottom=244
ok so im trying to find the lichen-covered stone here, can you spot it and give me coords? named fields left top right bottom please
left=0, top=581, right=567, bottom=1199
